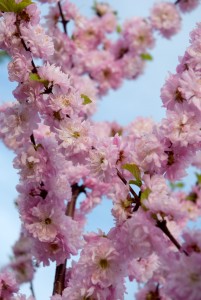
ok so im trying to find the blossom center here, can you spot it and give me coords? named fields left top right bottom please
left=45, top=217, right=52, bottom=225
left=72, top=131, right=80, bottom=138
left=190, top=272, right=200, bottom=282
left=99, top=258, right=109, bottom=269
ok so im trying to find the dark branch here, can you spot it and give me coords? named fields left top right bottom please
left=58, top=1, right=69, bottom=34
left=15, top=15, right=37, bottom=74
left=52, top=183, right=86, bottom=295
left=116, top=168, right=141, bottom=210
left=30, top=281, right=36, bottom=299
left=156, top=219, right=188, bottom=256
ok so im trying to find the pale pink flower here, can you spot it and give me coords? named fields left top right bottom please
left=93, top=2, right=114, bottom=17
left=113, top=212, right=154, bottom=259
left=128, top=253, right=159, bottom=282
left=0, top=13, right=20, bottom=53
left=161, top=73, right=186, bottom=110
left=133, top=132, right=167, bottom=174
left=164, top=144, right=193, bottom=181
left=21, top=24, right=54, bottom=59
left=182, top=229, right=201, bottom=254
left=78, top=237, right=122, bottom=288
left=164, top=253, right=201, bottom=300
left=126, top=117, right=155, bottom=139
left=87, top=138, right=119, bottom=181
left=10, top=255, right=34, bottom=284
left=38, top=63, right=72, bottom=94
left=111, top=184, right=133, bottom=224
left=8, top=52, right=32, bottom=82
left=0, top=102, right=39, bottom=150
left=25, top=202, right=59, bottom=242
left=142, top=174, right=186, bottom=221
left=178, top=0, right=200, bottom=13
left=0, top=270, right=18, bottom=299
left=122, top=17, right=155, bottom=53
left=73, top=17, right=104, bottom=50
left=160, top=109, right=201, bottom=147
left=150, top=2, right=181, bottom=38
left=179, top=68, right=201, bottom=111
left=57, top=118, right=93, bottom=154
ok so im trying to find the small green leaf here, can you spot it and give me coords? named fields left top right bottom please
left=0, top=0, right=33, bottom=13
left=169, top=181, right=185, bottom=190
left=122, top=163, right=141, bottom=186
left=0, top=51, right=10, bottom=63
left=129, top=179, right=142, bottom=188
left=29, top=73, right=49, bottom=87
left=195, top=173, right=201, bottom=185
left=81, top=94, right=92, bottom=105
left=116, top=24, right=122, bottom=33
left=140, top=53, right=153, bottom=61
left=140, top=188, right=151, bottom=201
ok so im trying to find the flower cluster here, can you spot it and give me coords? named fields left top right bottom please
left=0, top=0, right=201, bottom=299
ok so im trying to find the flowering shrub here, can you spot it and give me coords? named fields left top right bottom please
left=0, top=0, right=201, bottom=299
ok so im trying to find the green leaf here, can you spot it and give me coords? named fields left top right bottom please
left=140, top=188, right=151, bottom=201
left=29, top=73, right=49, bottom=87
left=169, top=181, right=185, bottom=190
left=195, top=173, right=201, bottom=185
left=81, top=94, right=92, bottom=105
left=116, top=24, right=122, bottom=33
left=129, top=179, right=142, bottom=188
left=122, top=163, right=142, bottom=186
left=0, top=51, right=10, bottom=63
left=140, top=53, right=153, bottom=61
left=0, top=0, right=33, bottom=13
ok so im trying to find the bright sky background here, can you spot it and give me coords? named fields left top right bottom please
left=0, top=1, right=201, bottom=299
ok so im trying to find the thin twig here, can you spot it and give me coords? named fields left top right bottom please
left=156, top=219, right=188, bottom=256
left=15, top=15, right=37, bottom=74
left=116, top=168, right=141, bottom=209
left=58, top=1, right=69, bottom=34
left=52, top=183, right=86, bottom=295
left=30, top=281, right=36, bottom=299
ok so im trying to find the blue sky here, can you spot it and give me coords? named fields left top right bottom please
left=0, top=1, right=201, bottom=299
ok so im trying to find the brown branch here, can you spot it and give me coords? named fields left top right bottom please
left=15, top=15, right=37, bottom=74
left=156, top=219, right=188, bottom=256
left=30, top=281, right=36, bottom=299
left=52, top=183, right=86, bottom=295
left=58, top=1, right=69, bottom=35
left=116, top=168, right=141, bottom=210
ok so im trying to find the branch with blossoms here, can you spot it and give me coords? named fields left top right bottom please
left=0, top=0, right=201, bottom=299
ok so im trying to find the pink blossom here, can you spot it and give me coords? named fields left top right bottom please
left=128, top=253, right=159, bottom=282
left=57, top=118, right=93, bottom=154
left=133, top=131, right=167, bottom=174
left=112, top=212, right=154, bottom=260
left=150, top=2, right=181, bottom=38
left=142, top=174, right=186, bottom=221
left=164, top=253, right=201, bottom=299
left=160, top=109, right=201, bottom=148
left=111, top=184, right=133, bottom=224
left=0, top=270, right=19, bottom=299
left=178, top=0, right=200, bottom=13
left=0, top=13, right=19, bottom=53
left=87, top=138, right=119, bottom=181
left=161, top=73, right=186, bottom=110
left=25, top=202, right=60, bottom=242
left=179, top=68, right=201, bottom=111
left=122, top=17, right=155, bottom=53
left=21, top=24, right=54, bottom=59
left=38, top=63, right=72, bottom=94
left=8, top=52, right=32, bottom=82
